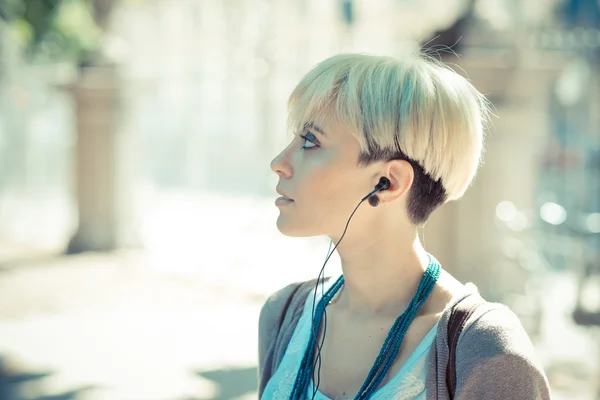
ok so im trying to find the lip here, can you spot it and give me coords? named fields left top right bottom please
left=276, top=188, right=294, bottom=202
left=275, top=196, right=294, bottom=206
left=275, top=187, right=294, bottom=207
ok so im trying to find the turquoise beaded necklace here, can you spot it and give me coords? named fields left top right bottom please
left=290, top=255, right=441, bottom=400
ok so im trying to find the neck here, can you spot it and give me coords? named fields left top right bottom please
left=331, top=227, right=430, bottom=316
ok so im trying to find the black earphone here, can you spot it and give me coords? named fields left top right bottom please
left=362, top=176, right=391, bottom=207
left=307, top=176, right=391, bottom=399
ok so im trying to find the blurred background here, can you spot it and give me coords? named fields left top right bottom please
left=0, top=0, right=598, bottom=399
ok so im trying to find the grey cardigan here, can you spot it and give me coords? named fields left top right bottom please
left=258, top=279, right=551, bottom=399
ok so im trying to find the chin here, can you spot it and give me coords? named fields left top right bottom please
left=276, top=214, right=319, bottom=237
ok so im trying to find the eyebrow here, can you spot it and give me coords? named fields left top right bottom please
left=304, top=122, right=327, bottom=138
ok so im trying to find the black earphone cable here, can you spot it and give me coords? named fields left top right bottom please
left=309, top=178, right=388, bottom=399
left=310, top=196, right=365, bottom=399
left=312, top=239, right=333, bottom=396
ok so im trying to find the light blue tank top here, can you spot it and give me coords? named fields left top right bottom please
left=262, top=276, right=438, bottom=400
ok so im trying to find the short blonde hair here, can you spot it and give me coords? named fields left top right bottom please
left=287, top=53, right=490, bottom=224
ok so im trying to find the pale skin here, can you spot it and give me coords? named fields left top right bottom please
left=270, top=119, right=465, bottom=399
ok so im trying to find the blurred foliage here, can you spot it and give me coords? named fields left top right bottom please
left=0, top=0, right=103, bottom=63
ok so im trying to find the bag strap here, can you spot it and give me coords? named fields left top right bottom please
left=446, top=294, right=485, bottom=398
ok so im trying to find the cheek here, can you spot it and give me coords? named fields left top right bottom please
left=293, top=151, right=342, bottom=198
left=296, top=158, right=366, bottom=223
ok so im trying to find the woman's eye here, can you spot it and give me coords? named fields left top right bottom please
left=300, top=132, right=319, bottom=149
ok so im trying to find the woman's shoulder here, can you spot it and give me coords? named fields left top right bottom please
left=459, top=294, right=536, bottom=356
left=257, top=277, right=330, bottom=396
left=436, top=276, right=537, bottom=356
left=450, top=289, right=551, bottom=398
left=260, top=279, right=318, bottom=321
left=260, top=281, right=305, bottom=327
left=258, top=278, right=329, bottom=340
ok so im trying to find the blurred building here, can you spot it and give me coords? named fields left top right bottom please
left=1, top=1, right=600, bottom=398
left=0, top=0, right=599, bottom=326
left=423, top=0, right=600, bottom=333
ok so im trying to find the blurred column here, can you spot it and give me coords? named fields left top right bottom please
left=254, top=0, right=275, bottom=193
left=62, top=62, right=137, bottom=253
left=338, top=0, right=355, bottom=50
left=61, top=0, right=137, bottom=253
left=0, top=22, right=5, bottom=83
left=422, top=0, right=567, bottom=285
left=0, top=21, right=7, bottom=188
left=426, top=50, right=565, bottom=285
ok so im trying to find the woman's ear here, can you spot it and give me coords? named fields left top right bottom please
left=379, top=159, right=414, bottom=204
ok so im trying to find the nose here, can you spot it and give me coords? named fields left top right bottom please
left=270, top=145, right=293, bottom=178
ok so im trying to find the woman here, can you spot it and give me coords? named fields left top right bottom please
left=258, top=53, right=550, bottom=399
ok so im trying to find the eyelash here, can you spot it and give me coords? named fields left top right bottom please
left=299, top=132, right=319, bottom=149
